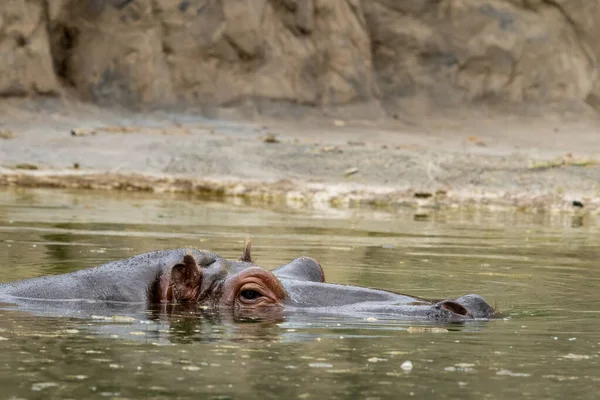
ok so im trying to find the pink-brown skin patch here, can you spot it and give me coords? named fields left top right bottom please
left=220, top=267, right=287, bottom=309
left=157, top=247, right=286, bottom=312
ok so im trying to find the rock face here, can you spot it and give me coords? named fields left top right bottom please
left=1, top=0, right=599, bottom=115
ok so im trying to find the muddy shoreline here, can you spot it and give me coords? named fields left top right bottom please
left=1, top=99, right=600, bottom=213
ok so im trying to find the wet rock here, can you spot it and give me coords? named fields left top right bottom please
left=0, top=1, right=60, bottom=96
left=1, top=1, right=600, bottom=113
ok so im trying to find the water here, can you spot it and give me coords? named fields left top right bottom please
left=0, top=188, right=599, bottom=399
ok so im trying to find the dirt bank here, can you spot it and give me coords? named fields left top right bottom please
left=1, top=98, right=600, bottom=212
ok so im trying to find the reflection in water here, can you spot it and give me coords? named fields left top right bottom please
left=1, top=188, right=600, bottom=399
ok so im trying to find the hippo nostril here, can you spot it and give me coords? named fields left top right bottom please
left=438, top=300, right=472, bottom=317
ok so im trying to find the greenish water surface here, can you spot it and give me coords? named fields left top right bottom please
left=0, top=188, right=599, bottom=399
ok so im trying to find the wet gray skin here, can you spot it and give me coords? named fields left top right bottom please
left=0, top=244, right=496, bottom=322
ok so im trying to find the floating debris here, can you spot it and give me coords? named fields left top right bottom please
left=542, top=374, right=579, bottom=381
left=91, top=315, right=136, bottom=323
left=31, top=382, right=59, bottom=391
left=400, top=361, right=413, bottom=371
left=445, top=363, right=475, bottom=372
left=407, top=327, right=448, bottom=333
left=368, top=357, right=387, bottom=363
left=561, top=354, right=591, bottom=360
left=309, top=363, right=333, bottom=368
left=496, top=369, right=531, bottom=377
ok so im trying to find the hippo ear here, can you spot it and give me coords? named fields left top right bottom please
left=239, top=238, right=253, bottom=263
left=271, top=257, right=325, bottom=282
left=170, top=254, right=202, bottom=302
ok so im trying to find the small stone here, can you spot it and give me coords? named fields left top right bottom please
left=71, top=128, right=96, bottom=137
left=344, top=167, right=359, bottom=176
left=320, top=146, right=343, bottom=153
left=263, top=133, right=280, bottom=143
left=0, top=129, right=15, bottom=139
left=347, top=140, right=365, bottom=146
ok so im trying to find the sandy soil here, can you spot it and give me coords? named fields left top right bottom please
left=1, top=98, right=600, bottom=212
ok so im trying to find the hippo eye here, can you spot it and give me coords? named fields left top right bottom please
left=240, top=289, right=262, bottom=301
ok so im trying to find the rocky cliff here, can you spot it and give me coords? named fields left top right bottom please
left=2, top=0, right=599, bottom=116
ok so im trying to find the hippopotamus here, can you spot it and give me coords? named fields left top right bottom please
left=0, top=241, right=496, bottom=322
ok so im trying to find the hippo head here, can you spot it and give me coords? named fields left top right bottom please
left=158, top=241, right=496, bottom=322
left=159, top=241, right=287, bottom=312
